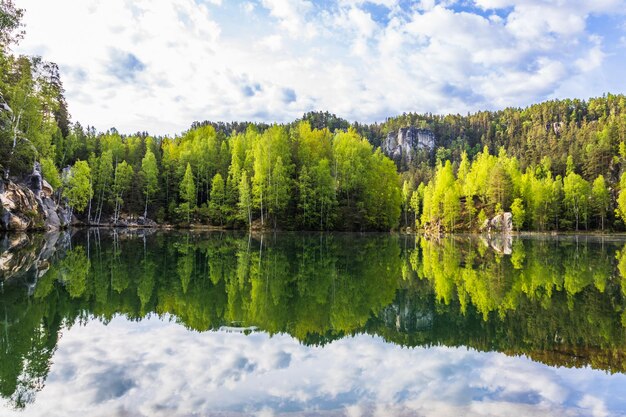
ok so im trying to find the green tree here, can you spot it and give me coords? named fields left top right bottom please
left=616, top=173, right=626, bottom=227
left=422, top=161, right=457, bottom=231
left=179, top=163, right=196, bottom=223
left=268, top=156, right=290, bottom=229
left=312, top=158, right=336, bottom=230
left=40, top=157, right=60, bottom=190
left=111, top=161, right=134, bottom=224
left=92, top=150, right=113, bottom=224
left=563, top=171, right=590, bottom=231
left=238, top=170, right=252, bottom=228
left=410, top=188, right=422, bottom=229
left=298, top=166, right=313, bottom=228
left=0, top=0, right=24, bottom=49
left=209, top=173, right=225, bottom=226
left=487, top=162, right=513, bottom=211
left=140, top=148, right=159, bottom=219
left=402, top=180, right=412, bottom=227
left=591, top=175, right=610, bottom=230
left=64, top=160, right=92, bottom=217
left=511, top=198, right=525, bottom=231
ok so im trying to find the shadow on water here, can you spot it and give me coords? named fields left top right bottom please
left=1, top=229, right=626, bottom=408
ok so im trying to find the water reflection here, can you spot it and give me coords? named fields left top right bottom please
left=1, top=231, right=626, bottom=414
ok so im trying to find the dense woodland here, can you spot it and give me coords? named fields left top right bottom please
left=2, top=2, right=626, bottom=231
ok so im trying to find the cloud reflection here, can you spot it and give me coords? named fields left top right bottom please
left=4, top=315, right=626, bottom=417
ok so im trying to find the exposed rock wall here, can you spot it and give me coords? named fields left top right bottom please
left=480, top=212, right=513, bottom=235
left=0, top=164, right=71, bottom=231
left=381, top=127, right=435, bottom=166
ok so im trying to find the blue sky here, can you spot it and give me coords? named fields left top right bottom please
left=16, top=0, right=626, bottom=135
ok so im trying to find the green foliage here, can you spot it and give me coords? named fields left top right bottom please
left=64, top=160, right=92, bottom=213
left=238, top=170, right=252, bottom=227
left=140, top=148, right=159, bottom=217
left=591, top=175, right=610, bottom=230
left=421, top=161, right=459, bottom=231
left=268, top=156, right=290, bottom=226
left=39, top=157, right=60, bottom=190
left=179, top=163, right=196, bottom=223
left=0, top=0, right=24, bottom=49
left=563, top=171, right=591, bottom=230
left=617, top=173, right=626, bottom=226
left=111, top=160, right=134, bottom=222
left=209, top=173, right=225, bottom=225
left=478, top=209, right=487, bottom=227
left=409, top=188, right=421, bottom=229
left=511, top=198, right=525, bottom=231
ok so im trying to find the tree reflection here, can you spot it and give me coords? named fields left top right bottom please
left=1, top=231, right=626, bottom=408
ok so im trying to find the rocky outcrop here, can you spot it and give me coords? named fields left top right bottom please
left=0, top=164, right=71, bottom=231
left=382, top=127, right=435, bottom=166
left=103, top=214, right=158, bottom=228
left=480, top=212, right=513, bottom=235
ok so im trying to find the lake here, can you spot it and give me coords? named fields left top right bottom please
left=1, top=230, right=626, bottom=416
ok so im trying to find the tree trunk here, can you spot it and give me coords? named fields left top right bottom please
left=260, top=190, right=264, bottom=226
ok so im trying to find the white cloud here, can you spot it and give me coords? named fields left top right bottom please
left=260, top=0, right=317, bottom=38
left=4, top=316, right=626, bottom=417
left=13, top=0, right=626, bottom=135
left=243, top=1, right=256, bottom=14
left=258, top=35, right=283, bottom=52
left=576, top=46, right=605, bottom=72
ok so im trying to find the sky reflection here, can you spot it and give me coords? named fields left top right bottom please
left=4, top=315, right=626, bottom=417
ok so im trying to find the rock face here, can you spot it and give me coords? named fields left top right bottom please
left=105, top=214, right=158, bottom=228
left=0, top=164, right=71, bottom=231
left=381, top=127, right=435, bottom=166
left=480, top=212, right=513, bottom=235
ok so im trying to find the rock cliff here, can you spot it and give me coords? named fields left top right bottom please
left=480, top=212, right=513, bottom=235
left=0, top=164, right=71, bottom=231
left=381, top=127, right=435, bottom=166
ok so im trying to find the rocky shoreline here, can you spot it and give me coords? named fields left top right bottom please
left=0, top=165, right=72, bottom=232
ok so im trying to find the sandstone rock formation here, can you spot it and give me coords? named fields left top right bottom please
left=480, top=212, right=513, bottom=235
left=0, top=164, right=71, bottom=231
left=381, top=127, right=435, bottom=167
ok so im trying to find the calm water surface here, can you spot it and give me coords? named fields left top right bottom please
left=1, top=230, right=626, bottom=416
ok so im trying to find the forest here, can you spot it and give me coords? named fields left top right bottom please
left=2, top=1, right=626, bottom=231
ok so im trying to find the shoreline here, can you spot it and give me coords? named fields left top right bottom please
left=5, top=225, right=626, bottom=239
